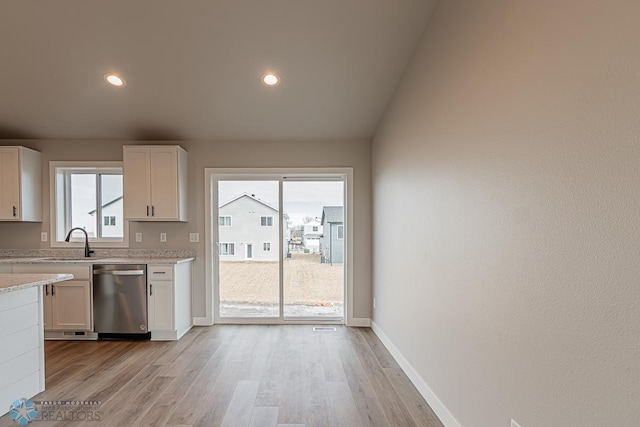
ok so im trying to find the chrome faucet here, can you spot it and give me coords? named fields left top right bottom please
left=64, top=227, right=95, bottom=258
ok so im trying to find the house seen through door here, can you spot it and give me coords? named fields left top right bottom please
left=213, top=174, right=345, bottom=322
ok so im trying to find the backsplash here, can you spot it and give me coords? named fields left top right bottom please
left=0, top=248, right=196, bottom=259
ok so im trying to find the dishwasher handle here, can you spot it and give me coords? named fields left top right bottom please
left=94, top=270, right=145, bottom=276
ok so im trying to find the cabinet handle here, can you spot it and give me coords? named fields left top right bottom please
left=147, top=205, right=150, bottom=216
left=12, top=206, right=16, bottom=217
left=152, top=206, right=155, bottom=217
left=149, top=284, right=153, bottom=296
left=51, top=285, right=55, bottom=296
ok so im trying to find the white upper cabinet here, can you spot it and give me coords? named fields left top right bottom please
left=123, top=145, right=188, bottom=221
left=0, top=146, right=42, bottom=222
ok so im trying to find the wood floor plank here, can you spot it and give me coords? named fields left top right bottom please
left=249, top=407, right=279, bottom=427
left=384, top=367, right=444, bottom=427
left=336, top=338, right=377, bottom=399
left=326, top=381, right=364, bottom=427
left=354, top=397, right=391, bottom=427
left=358, top=328, right=400, bottom=369
left=347, top=330, right=419, bottom=426
left=220, top=380, right=260, bottom=427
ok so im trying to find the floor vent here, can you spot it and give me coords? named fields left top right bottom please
left=313, top=327, right=337, bottom=332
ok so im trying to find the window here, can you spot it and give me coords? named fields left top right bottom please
left=337, top=225, right=344, bottom=240
left=220, top=243, right=235, bottom=255
left=263, top=242, right=271, bottom=251
left=312, top=226, right=318, bottom=232
left=219, top=216, right=232, bottom=227
left=261, top=216, right=274, bottom=226
left=51, top=162, right=127, bottom=246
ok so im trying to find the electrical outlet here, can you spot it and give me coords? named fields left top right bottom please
left=135, top=232, right=142, bottom=243
left=40, top=232, right=47, bottom=242
left=511, top=420, right=522, bottom=427
left=189, top=233, right=200, bottom=243
left=160, top=233, right=167, bottom=243
left=373, top=298, right=376, bottom=309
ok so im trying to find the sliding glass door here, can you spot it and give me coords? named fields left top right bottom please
left=217, top=180, right=280, bottom=318
left=212, top=173, right=345, bottom=322
left=282, top=180, right=344, bottom=319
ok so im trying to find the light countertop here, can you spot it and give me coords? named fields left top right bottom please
left=0, top=273, right=74, bottom=294
left=0, top=257, right=194, bottom=265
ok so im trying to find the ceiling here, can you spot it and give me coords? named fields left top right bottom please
left=0, top=1, right=436, bottom=142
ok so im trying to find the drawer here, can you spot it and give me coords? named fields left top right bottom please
left=13, top=264, right=91, bottom=280
left=148, top=265, right=173, bottom=279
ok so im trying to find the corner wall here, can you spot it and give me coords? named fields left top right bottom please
left=0, top=139, right=372, bottom=320
left=371, top=1, right=640, bottom=425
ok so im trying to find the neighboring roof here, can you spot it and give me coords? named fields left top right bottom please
left=321, top=206, right=344, bottom=225
left=88, top=196, right=123, bottom=215
left=219, top=193, right=278, bottom=213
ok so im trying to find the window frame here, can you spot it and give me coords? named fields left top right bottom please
left=220, top=242, right=235, bottom=256
left=263, top=242, right=271, bottom=252
left=50, top=161, right=129, bottom=248
left=337, top=225, right=344, bottom=240
left=219, top=216, right=232, bottom=227
left=261, top=215, right=274, bottom=227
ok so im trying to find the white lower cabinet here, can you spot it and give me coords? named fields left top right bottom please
left=148, top=281, right=173, bottom=331
left=50, top=281, right=91, bottom=330
left=13, top=265, right=93, bottom=333
left=147, top=262, right=192, bottom=341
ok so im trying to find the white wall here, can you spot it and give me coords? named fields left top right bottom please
left=372, top=1, right=640, bottom=426
left=0, top=139, right=372, bottom=320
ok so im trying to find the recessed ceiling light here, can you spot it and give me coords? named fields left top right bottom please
left=261, top=73, right=280, bottom=87
left=104, top=73, right=125, bottom=87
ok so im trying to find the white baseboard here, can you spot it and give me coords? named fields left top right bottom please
left=193, top=317, right=213, bottom=326
left=347, top=317, right=371, bottom=327
left=371, top=321, right=461, bottom=427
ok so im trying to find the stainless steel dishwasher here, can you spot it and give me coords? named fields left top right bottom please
left=93, top=264, right=149, bottom=339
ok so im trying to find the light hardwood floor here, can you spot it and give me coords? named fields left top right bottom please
left=0, top=326, right=443, bottom=427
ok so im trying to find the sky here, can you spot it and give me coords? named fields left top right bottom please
left=70, top=174, right=123, bottom=236
left=218, top=180, right=344, bottom=226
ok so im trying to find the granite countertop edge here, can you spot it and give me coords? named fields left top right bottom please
left=0, top=273, right=74, bottom=294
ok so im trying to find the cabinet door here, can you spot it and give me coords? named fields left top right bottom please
left=123, top=146, right=152, bottom=220
left=0, top=148, right=20, bottom=220
left=149, top=147, right=178, bottom=220
left=148, top=281, right=173, bottom=331
left=43, top=285, right=53, bottom=331
left=51, top=281, right=92, bottom=330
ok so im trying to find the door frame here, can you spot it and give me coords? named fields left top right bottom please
left=203, top=167, right=354, bottom=325
left=244, top=243, right=254, bottom=260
